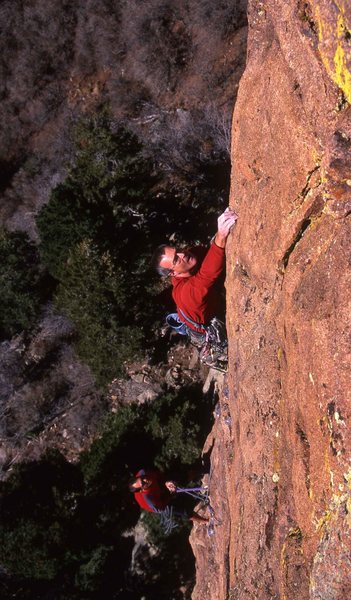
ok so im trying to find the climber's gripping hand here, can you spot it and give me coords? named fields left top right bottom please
left=214, top=207, right=238, bottom=248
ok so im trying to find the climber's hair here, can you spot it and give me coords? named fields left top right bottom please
left=152, top=244, right=172, bottom=277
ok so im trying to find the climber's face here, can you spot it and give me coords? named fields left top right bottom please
left=159, top=246, right=197, bottom=278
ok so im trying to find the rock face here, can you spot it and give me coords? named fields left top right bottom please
left=191, top=1, right=351, bottom=598
left=227, top=0, right=351, bottom=598
left=189, top=375, right=233, bottom=600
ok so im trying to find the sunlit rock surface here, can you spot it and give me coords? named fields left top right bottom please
left=192, top=1, right=351, bottom=598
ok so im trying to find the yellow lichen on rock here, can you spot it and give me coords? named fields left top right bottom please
left=313, top=2, right=351, bottom=103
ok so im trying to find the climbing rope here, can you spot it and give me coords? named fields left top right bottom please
left=157, top=482, right=221, bottom=536
left=177, top=481, right=222, bottom=537
left=160, top=387, right=223, bottom=535
left=159, top=505, right=178, bottom=535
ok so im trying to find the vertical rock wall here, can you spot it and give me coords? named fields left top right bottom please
left=227, top=1, right=351, bottom=597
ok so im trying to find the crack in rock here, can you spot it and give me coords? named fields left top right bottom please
left=282, top=217, right=312, bottom=269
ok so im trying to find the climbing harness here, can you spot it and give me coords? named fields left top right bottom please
left=178, top=308, right=207, bottom=335
left=165, top=309, right=228, bottom=372
left=199, top=317, right=228, bottom=372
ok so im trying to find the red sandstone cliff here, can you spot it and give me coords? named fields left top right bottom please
left=191, top=1, right=351, bottom=598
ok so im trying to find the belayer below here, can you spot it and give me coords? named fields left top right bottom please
left=152, top=207, right=238, bottom=369
left=129, top=468, right=208, bottom=524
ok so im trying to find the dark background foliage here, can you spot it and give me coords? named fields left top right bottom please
left=0, top=384, right=215, bottom=599
left=0, top=230, right=46, bottom=339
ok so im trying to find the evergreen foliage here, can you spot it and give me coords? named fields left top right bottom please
left=81, top=384, right=210, bottom=489
left=74, top=545, right=114, bottom=592
left=55, top=240, right=142, bottom=386
left=0, top=453, right=81, bottom=580
left=37, top=112, right=159, bottom=385
left=145, top=391, right=201, bottom=468
left=0, top=229, right=43, bottom=339
left=37, top=111, right=155, bottom=281
left=36, top=187, right=94, bottom=280
left=0, top=384, right=214, bottom=597
left=72, top=113, right=151, bottom=205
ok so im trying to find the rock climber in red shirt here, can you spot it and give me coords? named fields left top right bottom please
left=129, top=468, right=173, bottom=513
left=152, top=208, right=237, bottom=341
left=129, top=468, right=208, bottom=522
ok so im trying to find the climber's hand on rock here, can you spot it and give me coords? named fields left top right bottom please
left=215, top=207, right=238, bottom=247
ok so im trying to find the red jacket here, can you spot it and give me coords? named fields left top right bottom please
left=171, top=242, right=225, bottom=333
left=133, top=469, right=171, bottom=513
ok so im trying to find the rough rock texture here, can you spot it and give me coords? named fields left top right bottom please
left=191, top=1, right=351, bottom=598
left=227, top=0, right=351, bottom=597
left=190, top=374, right=233, bottom=600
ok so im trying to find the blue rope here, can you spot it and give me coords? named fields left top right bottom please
left=175, top=484, right=222, bottom=537
left=159, top=506, right=178, bottom=534
left=159, top=476, right=222, bottom=536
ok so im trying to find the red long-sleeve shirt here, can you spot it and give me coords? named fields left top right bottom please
left=133, top=469, right=171, bottom=513
left=171, top=242, right=225, bottom=333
